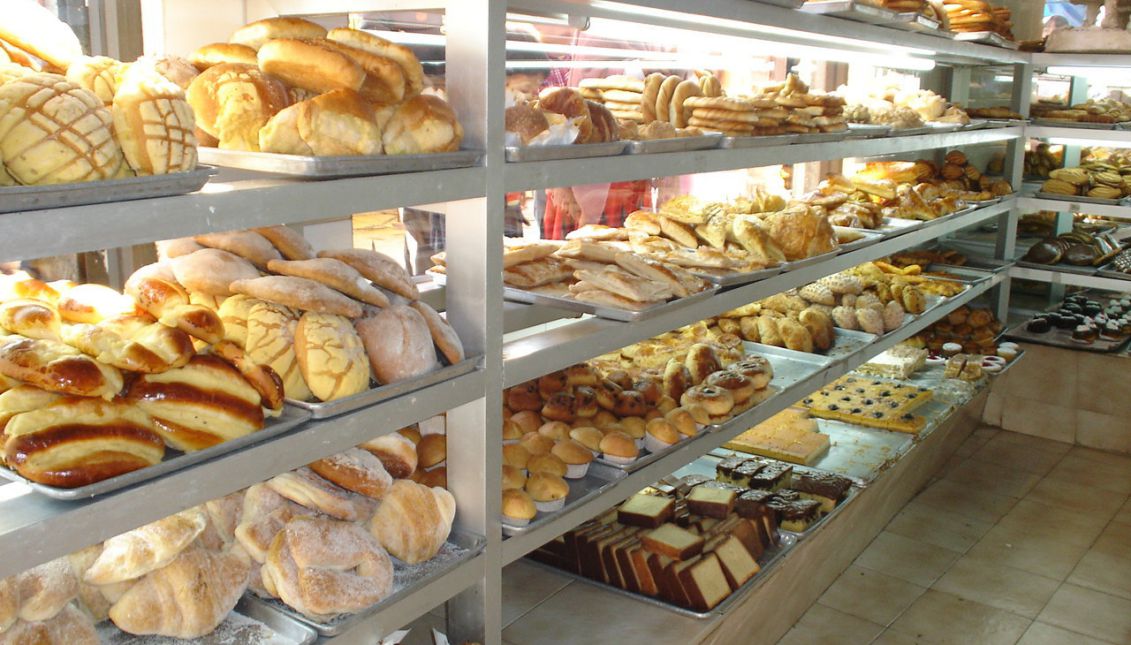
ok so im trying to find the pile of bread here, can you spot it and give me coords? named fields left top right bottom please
left=965, top=106, right=1025, bottom=121
left=0, top=434, right=454, bottom=640
left=0, top=269, right=286, bottom=488
left=139, top=227, right=464, bottom=404
left=506, top=86, right=621, bottom=146
left=1032, top=98, right=1131, bottom=124
left=942, top=0, right=1013, bottom=38
left=185, top=17, right=461, bottom=155
left=0, top=0, right=199, bottom=185
left=1025, top=142, right=1063, bottom=179
left=838, top=83, right=968, bottom=129
left=580, top=72, right=722, bottom=129
left=916, top=305, right=1003, bottom=354
left=1041, top=165, right=1131, bottom=200
left=681, top=74, right=846, bottom=137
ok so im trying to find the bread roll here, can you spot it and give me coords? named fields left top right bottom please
left=170, top=248, right=260, bottom=297
left=244, top=300, right=312, bottom=402
left=259, top=88, right=386, bottom=156
left=189, top=43, right=257, bottom=71
left=112, top=65, right=198, bottom=176
left=4, top=604, right=97, bottom=645
left=84, top=508, right=207, bottom=585
left=0, top=335, right=124, bottom=399
left=0, top=299, right=61, bottom=340
left=368, top=480, right=455, bottom=563
left=108, top=547, right=249, bottom=639
left=185, top=63, right=290, bottom=151
left=253, top=226, right=314, bottom=261
left=229, top=17, right=327, bottom=50
left=267, top=467, right=373, bottom=521
left=294, top=312, right=370, bottom=402
left=309, top=448, right=392, bottom=499
left=65, top=55, right=122, bottom=105
left=0, top=574, right=17, bottom=633
left=358, top=432, right=417, bottom=479
left=257, top=39, right=366, bottom=96
left=155, top=237, right=203, bottom=261
left=267, top=258, right=389, bottom=307
left=354, top=305, right=438, bottom=385
left=235, top=483, right=307, bottom=564
left=326, top=27, right=424, bottom=98
left=0, top=73, right=126, bottom=184
left=15, top=557, right=78, bottom=622
left=0, top=0, right=83, bottom=69
left=316, top=249, right=418, bottom=300
left=381, top=94, right=463, bottom=154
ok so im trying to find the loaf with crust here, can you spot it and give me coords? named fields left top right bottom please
left=231, top=276, right=364, bottom=318
left=171, top=248, right=260, bottom=297
left=267, top=258, right=389, bottom=307
left=381, top=94, right=463, bottom=154
left=253, top=225, right=314, bottom=261
left=185, top=63, right=290, bottom=151
left=354, top=305, right=438, bottom=385
left=368, top=479, right=455, bottom=563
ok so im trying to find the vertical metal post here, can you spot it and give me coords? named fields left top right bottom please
left=992, top=62, right=1032, bottom=322
left=442, top=1, right=505, bottom=643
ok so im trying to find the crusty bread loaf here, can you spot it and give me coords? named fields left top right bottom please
left=189, top=43, right=257, bottom=71
left=244, top=300, right=312, bottom=402
left=409, top=301, right=464, bottom=365
left=0, top=334, right=124, bottom=399
left=229, top=17, right=327, bottom=51
left=358, top=432, right=417, bottom=479
left=112, top=65, right=198, bottom=176
left=193, top=230, right=281, bottom=269
left=309, top=448, right=392, bottom=499
left=4, top=604, right=97, bottom=645
left=267, top=257, right=388, bottom=307
left=84, top=508, right=207, bottom=585
left=354, top=305, right=438, bottom=385
left=185, top=63, right=290, bottom=151
left=171, top=248, right=260, bottom=297
left=367, top=479, right=455, bottom=563
left=0, top=0, right=83, bottom=69
left=294, top=312, right=370, bottom=402
left=316, top=248, right=418, bottom=300
left=253, top=225, right=314, bottom=261
left=257, top=39, right=366, bottom=96
left=267, top=467, right=373, bottom=521
left=381, top=94, right=463, bottom=154
left=231, top=276, right=364, bottom=318
left=326, top=28, right=424, bottom=98
left=258, top=88, right=384, bottom=156
left=316, top=39, right=405, bottom=104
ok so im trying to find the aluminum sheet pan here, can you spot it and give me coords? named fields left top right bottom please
left=742, top=342, right=832, bottom=390
left=846, top=123, right=892, bottom=138
left=986, top=119, right=1029, bottom=127
left=779, top=248, right=840, bottom=272
left=963, top=120, right=991, bottom=130
left=1116, top=122, right=1131, bottom=131
left=810, top=418, right=915, bottom=482
left=505, top=141, right=627, bottom=162
left=0, top=166, right=214, bottom=214
left=922, top=263, right=995, bottom=284
left=624, top=134, right=723, bottom=154
left=691, top=264, right=783, bottom=287
left=794, top=131, right=849, bottom=144
left=503, top=461, right=626, bottom=537
left=925, top=122, right=963, bottom=132
left=1033, top=191, right=1126, bottom=206
left=960, top=196, right=1002, bottom=207
left=1015, top=259, right=1099, bottom=276
left=891, top=12, right=941, bottom=31
left=750, top=0, right=806, bottom=8
left=952, top=31, right=1019, bottom=49
left=522, top=527, right=797, bottom=619
left=248, top=530, right=486, bottom=636
left=888, top=126, right=935, bottom=137
left=198, top=148, right=482, bottom=178
left=1031, top=118, right=1117, bottom=130
left=501, top=284, right=718, bottom=322
left=0, top=406, right=310, bottom=500
left=919, top=206, right=976, bottom=230
left=876, top=216, right=926, bottom=238
left=801, top=0, right=901, bottom=24
left=1096, top=260, right=1131, bottom=281
left=1004, top=319, right=1130, bottom=353
left=827, top=327, right=880, bottom=364
left=836, top=228, right=885, bottom=254
left=718, top=133, right=799, bottom=148
left=97, top=598, right=317, bottom=645
left=286, top=357, right=479, bottom=419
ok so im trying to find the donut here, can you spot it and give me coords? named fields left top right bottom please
left=563, top=363, right=599, bottom=387
left=705, top=370, right=756, bottom=405
left=728, top=356, right=773, bottom=390
left=613, top=390, right=648, bottom=418
left=538, top=371, right=568, bottom=399
left=680, top=384, right=734, bottom=417
left=634, top=376, right=663, bottom=405
left=594, top=379, right=622, bottom=411
left=573, top=385, right=598, bottom=418
left=541, top=391, right=576, bottom=422
left=505, top=381, right=542, bottom=412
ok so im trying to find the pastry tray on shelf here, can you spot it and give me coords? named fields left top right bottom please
left=874, top=216, right=927, bottom=238
left=718, top=133, right=800, bottom=149
left=501, top=284, right=719, bottom=322
left=836, top=228, right=886, bottom=254
left=624, top=134, right=723, bottom=154
left=503, top=462, right=627, bottom=537
left=197, top=148, right=483, bottom=178
left=749, top=0, right=806, bottom=8
left=1096, top=259, right=1131, bottom=280
left=1116, top=122, right=1131, bottom=131
left=743, top=342, right=833, bottom=388
left=922, top=263, right=996, bottom=285
left=846, top=123, right=892, bottom=138
left=800, top=0, right=901, bottom=24
left=1033, top=191, right=1127, bottom=206
left=1004, top=319, right=1130, bottom=353
left=952, top=31, right=1019, bottom=49
left=986, top=119, right=1030, bottom=127
left=505, top=141, right=628, bottom=162
left=1030, top=118, right=1118, bottom=130
left=0, top=406, right=311, bottom=500
left=891, top=12, right=948, bottom=35
left=805, top=418, right=916, bottom=482
left=1014, top=259, right=1098, bottom=275
left=963, top=120, right=991, bottom=130
left=690, top=264, right=783, bottom=287
left=778, top=248, right=841, bottom=272
left=0, top=166, right=215, bottom=214
left=794, top=131, right=849, bottom=144
left=960, top=196, right=1003, bottom=207
left=919, top=205, right=977, bottom=230
left=925, top=122, right=963, bottom=132
left=97, top=597, right=318, bottom=645
left=286, top=357, right=480, bottom=419
left=246, top=530, right=486, bottom=636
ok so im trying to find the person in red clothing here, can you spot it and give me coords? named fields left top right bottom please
left=542, top=180, right=651, bottom=239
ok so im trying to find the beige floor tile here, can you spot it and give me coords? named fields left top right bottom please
left=1024, top=478, right=1127, bottom=521
left=981, top=391, right=1004, bottom=427
left=1067, top=446, right=1131, bottom=470
left=970, top=432, right=1070, bottom=476
left=888, top=589, right=1032, bottom=645
left=994, top=500, right=1110, bottom=546
left=1092, top=521, right=1131, bottom=559
left=966, top=523, right=1090, bottom=581
left=945, top=458, right=1042, bottom=498
left=1075, top=352, right=1131, bottom=418
left=1038, top=583, right=1131, bottom=644
left=777, top=604, right=884, bottom=645
left=885, top=500, right=994, bottom=553
left=501, top=561, right=574, bottom=627
left=1076, top=410, right=1131, bottom=456
left=1000, top=398, right=1077, bottom=445
left=934, top=453, right=965, bottom=480
left=1068, top=549, right=1131, bottom=600
left=933, top=554, right=1061, bottom=618
left=817, top=565, right=927, bottom=626
left=871, top=630, right=929, bottom=645
left=854, top=532, right=961, bottom=587
left=1115, top=499, right=1131, bottom=526
left=1047, top=454, right=1131, bottom=495
left=1005, top=344, right=1078, bottom=409
left=1017, top=622, right=1116, bottom=645
left=990, top=430, right=1073, bottom=455
left=913, top=478, right=1019, bottom=524
left=503, top=580, right=711, bottom=645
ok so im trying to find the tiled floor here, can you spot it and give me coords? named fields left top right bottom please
left=779, top=427, right=1131, bottom=645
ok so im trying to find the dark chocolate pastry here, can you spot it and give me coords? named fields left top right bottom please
left=791, top=471, right=852, bottom=501
left=1026, top=318, right=1051, bottom=333
left=1072, top=324, right=1097, bottom=344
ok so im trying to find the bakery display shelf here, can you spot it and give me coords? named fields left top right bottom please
left=874, top=216, right=927, bottom=238
left=1003, top=318, right=1130, bottom=352
left=0, top=166, right=487, bottom=263
left=1014, top=259, right=1098, bottom=276
left=501, top=284, right=719, bottom=322
left=0, top=406, right=311, bottom=501
left=1030, top=52, right=1131, bottom=67
left=1030, top=118, right=1119, bottom=131
left=0, top=368, right=483, bottom=581
left=846, top=123, right=892, bottom=138
left=718, top=134, right=800, bottom=149
left=924, top=122, right=963, bottom=133
left=886, top=126, right=935, bottom=137
left=502, top=127, right=1024, bottom=191
left=503, top=200, right=1011, bottom=388
left=0, top=166, right=215, bottom=214
left=1008, top=265, right=1131, bottom=294
left=287, top=357, right=481, bottom=419
left=951, top=31, right=1018, bottom=49
left=625, top=134, right=725, bottom=154
left=505, top=141, right=629, bottom=162
left=923, top=263, right=997, bottom=285
left=503, top=462, right=627, bottom=538
left=890, top=13, right=947, bottom=37
left=96, top=597, right=318, bottom=645
left=835, top=228, right=886, bottom=254
left=806, top=418, right=915, bottom=482
left=248, top=531, right=486, bottom=637
left=799, top=0, right=901, bottom=25
left=691, top=264, right=784, bottom=287
left=825, top=328, right=882, bottom=364
left=793, top=131, right=849, bottom=144
left=1016, top=195, right=1131, bottom=221
left=918, top=205, right=978, bottom=231
left=778, top=247, right=842, bottom=272
left=963, top=120, right=991, bottom=130
left=196, top=148, right=484, bottom=178
left=523, top=528, right=798, bottom=620
left=500, top=274, right=1000, bottom=565
left=1026, top=125, right=1131, bottom=144
left=748, top=0, right=806, bottom=9
left=744, top=342, right=836, bottom=389
left=1033, top=191, right=1128, bottom=207
left=1096, top=260, right=1131, bottom=281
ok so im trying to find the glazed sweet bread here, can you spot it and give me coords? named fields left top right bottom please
left=244, top=300, right=312, bottom=403
left=368, top=479, right=455, bottom=563
left=0, top=299, right=62, bottom=341
left=127, top=276, right=225, bottom=345
left=358, top=432, right=417, bottom=479
left=83, top=508, right=207, bottom=585
left=56, top=283, right=137, bottom=324
left=210, top=340, right=285, bottom=413
left=261, top=515, right=393, bottom=621
left=293, top=312, right=370, bottom=402
left=112, top=63, right=198, bottom=175
left=0, top=335, right=124, bottom=399
left=267, top=467, right=373, bottom=521
left=61, top=319, right=195, bottom=373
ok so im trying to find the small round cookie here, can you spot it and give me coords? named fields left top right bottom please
left=267, top=467, right=371, bottom=521
left=309, top=448, right=393, bottom=499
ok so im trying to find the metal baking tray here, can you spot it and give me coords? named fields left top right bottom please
left=801, top=0, right=901, bottom=24
left=925, top=122, right=963, bottom=132
left=624, top=134, right=723, bottom=154
left=742, top=342, right=833, bottom=389
left=890, top=12, right=944, bottom=34
left=846, top=123, right=892, bottom=138
left=826, top=327, right=880, bottom=363
left=963, top=120, right=991, bottom=130
left=0, top=406, right=311, bottom=500
left=0, top=166, right=214, bottom=214
left=97, top=597, right=318, bottom=645
left=986, top=118, right=1030, bottom=127
left=503, top=461, right=626, bottom=537
left=887, top=126, right=935, bottom=137
left=1015, top=259, right=1099, bottom=275
left=718, top=134, right=799, bottom=149
left=1096, top=258, right=1131, bottom=280
left=1115, top=122, right=1131, bottom=131
left=836, top=227, right=885, bottom=254
left=691, top=264, right=783, bottom=287
left=286, top=357, right=479, bottom=419
left=952, top=31, right=1019, bottom=49
left=876, top=216, right=926, bottom=238
left=919, top=205, right=975, bottom=230
left=961, top=196, right=1003, bottom=207
left=198, top=148, right=482, bottom=178
left=779, top=248, right=841, bottom=272
left=794, top=131, right=849, bottom=144
left=809, top=418, right=916, bottom=482
left=1004, top=319, right=1131, bottom=353
left=1034, top=191, right=1127, bottom=206
left=505, top=141, right=628, bottom=162
left=922, top=263, right=995, bottom=285
left=501, top=284, right=718, bottom=322
left=247, top=530, right=486, bottom=636
left=1031, top=118, right=1117, bottom=130
left=750, top=0, right=806, bottom=8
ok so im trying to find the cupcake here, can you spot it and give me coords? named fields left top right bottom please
left=1072, top=324, right=1097, bottom=344
left=502, top=489, right=537, bottom=526
left=510, top=410, right=542, bottom=434
left=665, top=407, right=699, bottom=438
left=538, top=421, right=571, bottom=441
left=599, top=430, right=639, bottom=466
left=552, top=439, right=594, bottom=479
left=520, top=431, right=555, bottom=456
left=644, top=418, right=681, bottom=453
left=503, top=443, right=530, bottom=471
left=526, top=472, right=569, bottom=513
left=569, top=426, right=604, bottom=455
left=527, top=453, right=567, bottom=478
left=502, top=464, right=527, bottom=491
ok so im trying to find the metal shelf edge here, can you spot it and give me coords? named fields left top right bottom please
left=1009, top=265, right=1131, bottom=292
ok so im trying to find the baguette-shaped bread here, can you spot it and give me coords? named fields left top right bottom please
left=108, top=547, right=249, bottom=638
left=84, top=508, right=207, bottom=585
left=0, top=335, right=123, bottom=399
left=368, top=479, right=455, bottom=563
